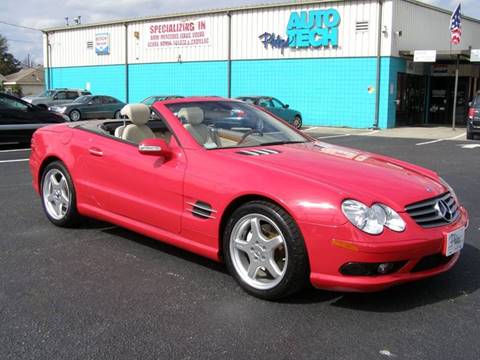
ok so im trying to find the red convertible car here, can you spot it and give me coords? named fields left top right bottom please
left=29, top=97, right=469, bottom=299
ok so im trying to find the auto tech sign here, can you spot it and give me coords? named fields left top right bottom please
left=145, top=18, right=210, bottom=48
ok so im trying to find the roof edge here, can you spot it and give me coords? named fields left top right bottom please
left=41, top=0, right=480, bottom=33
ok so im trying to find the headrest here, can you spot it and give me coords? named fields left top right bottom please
left=178, top=107, right=204, bottom=125
left=120, top=104, right=150, bottom=126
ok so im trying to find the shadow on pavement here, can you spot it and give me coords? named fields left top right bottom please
left=80, top=218, right=479, bottom=310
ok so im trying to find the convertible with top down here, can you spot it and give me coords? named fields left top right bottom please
left=29, top=97, right=469, bottom=299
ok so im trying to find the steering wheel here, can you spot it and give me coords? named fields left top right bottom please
left=237, top=129, right=263, bottom=145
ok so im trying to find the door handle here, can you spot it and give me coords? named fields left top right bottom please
left=88, top=147, right=103, bottom=157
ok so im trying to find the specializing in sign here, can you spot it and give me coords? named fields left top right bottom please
left=259, top=9, right=340, bottom=53
left=95, top=33, right=110, bottom=55
left=413, top=50, right=436, bottom=62
left=146, top=19, right=210, bottom=48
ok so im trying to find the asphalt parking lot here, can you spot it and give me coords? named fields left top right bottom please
left=1, top=134, right=479, bottom=360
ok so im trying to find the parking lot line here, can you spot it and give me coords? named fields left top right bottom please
left=0, top=158, right=29, bottom=164
left=0, top=148, right=31, bottom=153
left=416, top=132, right=466, bottom=146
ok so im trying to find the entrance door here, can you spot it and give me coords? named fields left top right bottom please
left=429, top=76, right=469, bottom=125
left=396, top=73, right=427, bottom=126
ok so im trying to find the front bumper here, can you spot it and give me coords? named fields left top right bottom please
left=302, top=206, right=468, bottom=292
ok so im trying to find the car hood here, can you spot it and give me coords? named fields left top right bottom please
left=217, top=141, right=446, bottom=211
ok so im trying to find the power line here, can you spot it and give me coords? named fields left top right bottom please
left=0, top=20, right=41, bottom=32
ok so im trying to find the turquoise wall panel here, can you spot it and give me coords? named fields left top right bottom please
left=49, top=65, right=126, bottom=101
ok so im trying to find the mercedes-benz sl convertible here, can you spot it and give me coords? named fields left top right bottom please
left=29, top=97, right=469, bottom=299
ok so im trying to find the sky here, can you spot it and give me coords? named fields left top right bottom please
left=0, top=0, right=478, bottom=67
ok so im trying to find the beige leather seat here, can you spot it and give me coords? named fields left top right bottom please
left=120, top=104, right=155, bottom=144
left=178, top=107, right=219, bottom=148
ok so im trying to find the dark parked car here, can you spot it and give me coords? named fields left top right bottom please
left=236, top=96, right=302, bottom=129
left=467, top=91, right=480, bottom=140
left=49, top=95, right=126, bottom=121
left=141, top=95, right=184, bottom=106
left=0, top=93, right=68, bottom=145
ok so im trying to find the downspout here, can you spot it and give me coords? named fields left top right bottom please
left=124, top=23, right=129, bottom=103
left=226, top=11, right=232, bottom=98
left=373, top=0, right=383, bottom=129
left=44, top=32, right=51, bottom=89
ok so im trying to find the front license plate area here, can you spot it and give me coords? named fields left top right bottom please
left=444, top=227, right=465, bottom=256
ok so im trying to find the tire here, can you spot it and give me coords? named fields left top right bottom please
left=293, top=115, right=302, bottom=129
left=114, top=110, right=121, bottom=119
left=69, top=109, right=81, bottom=121
left=223, top=200, right=309, bottom=300
left=466, top=131, right=473, bottom=140
left=40, top=161, right=81, bottom=227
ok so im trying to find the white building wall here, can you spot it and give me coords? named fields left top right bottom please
left=47, top=24, right=126, bottom=68
left=392, top=0, right=480, bottom=55
left=231, top=0, right=385, bottom=60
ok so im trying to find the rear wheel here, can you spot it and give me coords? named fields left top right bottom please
left=69, top=109, right=81, bottom=121
left=41, top=161, right=81, bottom=227
left=223, top=201, right=308, bottom=300
left=293, top=115, right=302, bottom=129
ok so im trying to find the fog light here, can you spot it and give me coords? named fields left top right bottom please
left=377, top=262, right=394, bottom=274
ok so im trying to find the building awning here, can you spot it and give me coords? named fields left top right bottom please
left=399, top=49, right=472, bottom=61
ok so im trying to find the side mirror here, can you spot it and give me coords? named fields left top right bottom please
left=284, top=104, right=289, bottom=109
left=138, top=138, right=171, bottom=157
left=88, top=101, right=93, bottom=105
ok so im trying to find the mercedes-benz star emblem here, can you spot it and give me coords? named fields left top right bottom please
left=435, top=199, right=453, bottom=222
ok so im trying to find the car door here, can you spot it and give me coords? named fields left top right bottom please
left=85, top=96, right=104, bottom=119
left=0, top=95, right=43, bottom=143
left=73, top=123, right=186, bottom=234
left=269, top=98, right=292, bottom=122
left=51, top=91, right=70, bottom=106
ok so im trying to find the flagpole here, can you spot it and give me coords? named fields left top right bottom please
left=452, top=54, right=459, bottom=130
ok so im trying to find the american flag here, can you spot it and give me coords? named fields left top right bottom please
left=450, top=3, right=461, bottom=45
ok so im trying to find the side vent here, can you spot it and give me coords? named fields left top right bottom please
left=356, top=21, right=369, bottom=32
left=187, top=201, right=216, bottom=219
left=86, top=41, right=94, bottom=49
left=237, top=149, right=281, bottom=156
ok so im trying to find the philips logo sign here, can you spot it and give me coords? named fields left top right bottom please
left=259, top=9, right=340, bottom=53
left=287, top=9, right=340, bottom=48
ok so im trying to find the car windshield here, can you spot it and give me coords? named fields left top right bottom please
left=166, top=101, right=309, bottom=149
left=38, top=90, right=56, bottom=97
left=73, top=95, right=92, bottom=103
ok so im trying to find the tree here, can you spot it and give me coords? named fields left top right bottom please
left=0, top=35, right=21, bottom=76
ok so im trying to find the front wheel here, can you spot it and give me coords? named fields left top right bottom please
left=466, top=131, right=474, bottom=140
left=223, top=201, right=309, bottom=300
left=69, top=109, right=81, bottom=121
left=292, top=115, right=302, bottom=129
left=41, top=161, right=81, bottom=227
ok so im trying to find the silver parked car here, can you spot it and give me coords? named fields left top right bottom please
left=23, top=89, right=91, bottom=109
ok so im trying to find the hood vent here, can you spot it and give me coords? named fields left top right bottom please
left=237, top=149, right=281, bottom=156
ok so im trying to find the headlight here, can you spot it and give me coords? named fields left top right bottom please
left=439, top=177, right=457, bottom=199
left=341, top=200, right=406, bottom=235
left=52, top=106, right=67, bottom=113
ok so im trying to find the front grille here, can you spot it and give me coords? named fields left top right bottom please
left=405, top=192, right=459, bottom=228
left=411, top=253, right=453, bottom=273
